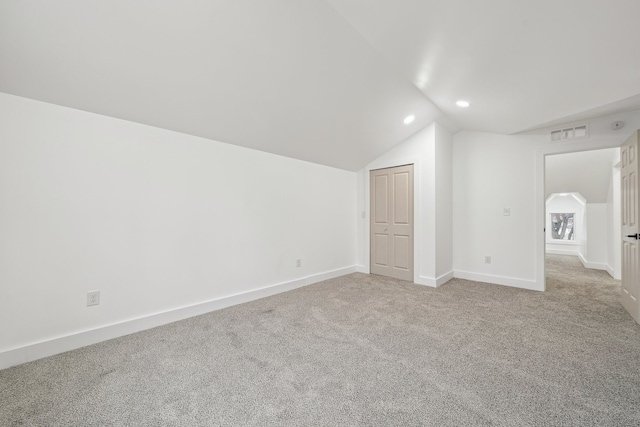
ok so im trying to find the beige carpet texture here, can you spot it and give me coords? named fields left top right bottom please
left=1, top=255, right=640, bottom=426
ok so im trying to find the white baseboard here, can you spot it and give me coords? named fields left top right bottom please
left=307, top=266, right=357, bottom=283
left=606, top=264, right=618, bottom=279
left=578, top=253, right=608, bottom=271
left=577, top=252, right=587, bottom=267
left=0, top=266, right=356, bottom=371
left=415, top=271, right=454, bottom=287
left=453, top=270, right=541, bottom=291
left=546, top=248, right=580, bottom=256
left=548, top=252, right=617, bottom=278
left=355, top=265, right=367, bottom=273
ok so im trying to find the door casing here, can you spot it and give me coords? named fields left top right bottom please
left=536, top=137, right=625, bottom=291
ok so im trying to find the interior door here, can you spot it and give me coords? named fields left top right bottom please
left=621, top=130, right=640, bottom=323
left=370, top=164, right=414, bottom=281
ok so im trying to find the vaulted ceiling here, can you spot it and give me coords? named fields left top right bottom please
left=1, top=1, right=640, bottom=171
left=546, top=148, right=618, bottom=203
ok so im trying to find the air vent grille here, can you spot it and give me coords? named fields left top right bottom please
left=550, top=124, right=588, bottom=142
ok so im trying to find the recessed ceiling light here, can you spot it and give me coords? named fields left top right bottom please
left=456, top=100, right=470, bottom=108
left=403, top=115, right=415, bottom=124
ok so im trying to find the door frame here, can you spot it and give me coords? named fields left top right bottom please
left=535, top=137, right=626, bottom=291
left=364, top=156, right=420, bottom=284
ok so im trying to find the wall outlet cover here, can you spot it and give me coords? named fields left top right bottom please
left=87, top=291, right=100, bottom=306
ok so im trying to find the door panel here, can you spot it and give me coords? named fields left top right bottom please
left=394, top=172, right=410, bottom=224
left=374, top=175, right=388, bottom=224
left=623, top=174, right=629, bottom=225
left=621, top=130, right=640, bottom=323
left=374, top=234, right=389, bottom=267
left=370, top=164, right=414, bottom=281
left=393, top=235, right=410, bottom=270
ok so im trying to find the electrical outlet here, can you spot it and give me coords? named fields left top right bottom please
left=296, top=259, right=302, bottom=268
left=87, top=291, right=100, bottom=306
left=485, top=256, right=492, bottom=264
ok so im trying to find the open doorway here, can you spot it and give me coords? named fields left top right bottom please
left=544, top=148, right=621, bottom=293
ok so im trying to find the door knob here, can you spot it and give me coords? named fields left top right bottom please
left=626, top=234, right=639, bottom=239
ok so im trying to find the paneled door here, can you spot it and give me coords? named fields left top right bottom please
left=621, top=130, right=640, bottom=324
left=370, top=164, right=414, bottom=281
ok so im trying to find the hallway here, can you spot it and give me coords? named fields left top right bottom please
left=545, top=254, right=623, bottom=319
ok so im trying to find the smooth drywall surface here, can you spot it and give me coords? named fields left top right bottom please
left=585, top=204, right=608, bottom=266
left=357, top=123, right=453, bottom=286
left=545, top=148, right=618, bottom=202
left=0, top=93, right=357, bottom=354
left=435, top=123, right=453, bottom=278
left=453, top=131, right=546, bottom=289
left=356, top=169, right=366, bottom=270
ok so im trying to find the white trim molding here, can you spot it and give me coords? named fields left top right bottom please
left=546, top=248, right=580, bottom=256
left=454, top=270, right=540, bottom=291
left=416, top=271, right=454, bottom=287
left=0, top=266, right=357, bottom=370
left=577, top=253, right=609, bottom=271
left=536, top=136, right=625, bottom=291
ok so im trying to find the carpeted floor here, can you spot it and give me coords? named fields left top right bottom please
left=2, top=255, right=640, bottom=426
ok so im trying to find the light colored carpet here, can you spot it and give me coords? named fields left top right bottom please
left=2, top=255, right=640, bottom=426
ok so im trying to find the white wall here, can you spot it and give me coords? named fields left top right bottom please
left=584, top=204, right=608, bottom=268
left=545, top=193, right=584, bottom=256
left=356, top=122, right=453, bottom=286
left=0, top=93, right=357, bottom=367
left=453, top=131, right=547, bottom=290
left=435, top=123, right=453, bottom=279
left=530, top=111, right=640, bottom=287
left=452, top=112, right=637, bottom=291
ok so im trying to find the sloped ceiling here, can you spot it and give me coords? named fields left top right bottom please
left=545, top=148, right=618, bottom=203
left=1, top=1, right=640, bottom=170
left=326, top=0, right=640, bottom=135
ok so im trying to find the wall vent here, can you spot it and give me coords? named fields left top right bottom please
left=550, top=124, right=588, bottom=142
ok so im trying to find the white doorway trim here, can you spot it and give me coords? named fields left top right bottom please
left=363, top=155, right=421, bottom=284
left=535, top=137, right=625, bottom=291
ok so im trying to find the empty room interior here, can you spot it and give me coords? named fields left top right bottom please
left=2, top=1, right=640, bottom=425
